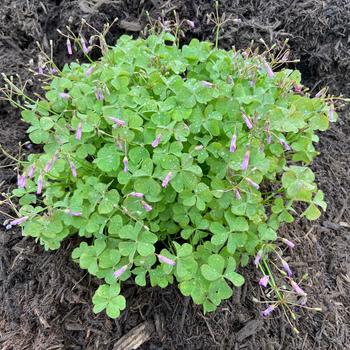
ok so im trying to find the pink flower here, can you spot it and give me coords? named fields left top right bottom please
left=162, top=171, right=172, bottom=188
left=142, top=201, right=153, bottom=212
left=28, top=165, right=36, bottom=178
left=254, top=252, right=262, bottom=267
left=282, top=259, right=293, bottom=277
left=66, top=38, right=73, bottom=55
left=281, top=238, right=295, bottom=249
left=80, top=37, right=90, bottom=54
left=328, top=104, right=335, bottom=122
left=290, top=280, right=307, bottom=296
left=259, top=275, right=270, bottom=287
left=201, top=81, right=214, bottom=88
left=241, top=150, right=250, bottom=170
left=110, top=117, right=126, bottom=127
left=37, top=174, right=43, bottom=194
left=261, top=305, right=275, bottom=317
left=129, top=192, right=144, bottom=198
left=263, top=60, right=274, bottom=78
left=294, top=85, right=302, bottom=93
left=234, top=188, right=241, bottom=200
left=151, top=134, right=162, bottom=148
left=17, top=174, right=26, bottom=188
left=69, top=162, right=77, bottom=177
left=10, top=216, right=29, bottom=226
left=76, top=123, right=83, bottom=141
left=123, top=156, right=128, bottom=173
left=242, top=113, right=253, bottom=129
left=59, top=92, right=70, bottom=100
left=113, top=265, right=128, bottom=279
left=315, top=90, right=323, bottom=98
left=95, top=88, right=104, bottom=101
left=230, top=134, right=237, bottom=153
left=65, top=209, right=82, bottom=217
left=157, top=254, right=176, bottom=266
left=279, top=138, right=291, bottom=151
left=246, top=178, right=259, bottom=190
left=44, top=152, right=59, bottom=173
left=85, top=66, right=94, bottom=77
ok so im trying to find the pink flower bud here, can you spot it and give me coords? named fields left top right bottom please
left=201, top=80, right=214, bottom=88
left=162, top=171, right=172, bottom=188
left=151, top=134, right=162, bottom=148
left=76, top=123, right=83, bottom=141
left=129, top=192, right=144, bottom=198
left=279, top=138, right=291, bottom=151
left=85, top=66, right=94, bottom=77
left=44, top=152, right=59, bottom=173
left=65, top=209, right=82, bottom=217
left=59, top=92, right=70, bottom=100
left=142, top=201, right=153, bottom=212
left=234, top=188, right=241, bottom=200
left=282, top=259, right=293, bottom=277
left=66, top=38, right=73, bottom=55
left=123, top=156, right=128, bottom=173
left=281, top=238, right=295, bottom=249
left=246, top=178, right=259, bottom=190
left=242, top=113, right=253, bottom=129
left=194, top=145, right=204, bottom=151
left=186, top=20, right=195, bottom=28
left=230, top=134, right=237, bottom=153
left=110, top=117, right=126, bottom=127
left=259, top=275, right=269, bottom=287
left=157, top=254, right=176, bottom=266
left=294, top=85, right=302, bottom=93
left=113, top=265, right=128, bottom=279
left=315, top=90, right=323, bottom=98
left=261, top=305, right=275, bottom=317
left=69, top=162, right=77, bottom=177
left=28, top=165, right=36, bottom=178
left=37, top=174, right=43, bottom=195
left=10, top=216, right=29, bottom=226
left=241, top=150, right=250, bottom=170
left=263, top=60, right=274, bottom=78
left=17, top=175, right=26, bottom=188
left=290, top=280, right=307, bottom=296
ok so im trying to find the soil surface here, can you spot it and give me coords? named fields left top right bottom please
left=1, top=1, right=349, bottom=349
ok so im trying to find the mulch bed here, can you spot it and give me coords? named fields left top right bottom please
left=0, top=1, right=349, bottom=349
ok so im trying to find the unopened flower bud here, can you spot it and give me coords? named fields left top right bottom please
left=157, top=254, right=176, bottom=266
left=241, top=150, right=250, bottom=170
left=37, top=174, right=43, bottom=194
left=259, top=275, right=269, bottom=287
left=282, top=259, right=293, bottom=277
left=151, top=134, right=162, bottom=148
left=281, top=238, right=295, bottom=248
left=263, top=60, right=274, bottom=78
left=162, top=171, right=172, bottom=188
left=110, top=117, right=126, bottom=127
left=230, top=134, right=237, bottom=153
left=69, top=162, right=77, bottom=177
left=76, top=123, right=83, bottom=140
left=129, top=192, right=144, bottom=198
left=113, top=265, right=128, bottom=279
left=290, top=280, right=307, bottom=296
left=123, top=156, right=128, bottom=173
left=261, top=305, right=275, bottom=317
left=66, top=38, right=73, bottom=55
left=246, top=178, right=259, bottom=190
left=59, top=92, right=70, bottom=100
left=242, top=113, right=253, bottom=129
left=10, top=216, right=29, bottom=226
left=142, top=201, right=152, bottom=212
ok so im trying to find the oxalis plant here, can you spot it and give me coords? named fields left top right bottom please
left=1, top=28, right=338, bottom=323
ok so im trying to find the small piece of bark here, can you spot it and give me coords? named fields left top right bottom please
left=113, top=321, right=154, bottom=350
left=119, top=20, right=143, bottom=32
left=236, top=319, right=263, bottom=342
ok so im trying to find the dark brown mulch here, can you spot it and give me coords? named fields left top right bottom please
left=0, top=1, right=349, bottom=349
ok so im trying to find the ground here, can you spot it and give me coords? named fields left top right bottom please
left=0, top=1, right=349, bottom=349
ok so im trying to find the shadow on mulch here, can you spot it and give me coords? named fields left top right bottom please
left=0, top=1, right=349, bottom=349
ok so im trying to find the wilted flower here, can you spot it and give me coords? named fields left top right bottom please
left=186, top=20, right=195, bottom=28
left=162, top=171, right=172, bottom=188
left=76, top=122, right=83, bottom=141
left=17, top=174, right=26, bottom=188
left=59, top=92, right=70, bottom=100
left=242, top=113, right=253, bottom=129
left=246, top=177, right=259, bottom=190
left=37, top=174, right=43, bottom=194
left=259, top=275, right=270, bottom=288
left=51, top=68, right=58, bottom=74
left=80, top=37, right=90, bottom=54
left=113, top=265, right=128, bottom=279
left=263, top=60, right=274, bottom=78
left=110, top=117, right=126, bottom=127
left=123, top=156, right=129, bottom=173
left=261, top=305, right=276, bottom=317
left=230, top=134, right=237, bottom=153
left=157, top=254, right=176, bottom=266
left=294, top=85, right=302, bottom=93
left=290, top=280, right=307, bottom=296
left=66, top=38, right=73, bottom=55
left=315, top=90, right=323, bottom=98
left=282, top=259, right=293, bottom=277
left=151, top=134, right=162, bottom=148
left=281, top=238, right=295, bottom=249
left=69, top=162, right=77, bottom=177
left=129, top=192, right=144, bottom=198
left=10, top=216, right=29, bottom=226
left=142, top=201, right=152, bottom=212
left=241, top=150, right=250, bottom=170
